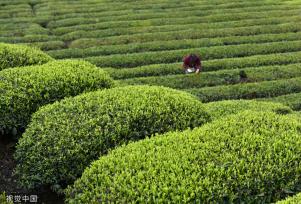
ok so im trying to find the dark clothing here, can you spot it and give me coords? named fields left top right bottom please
left=183, top=55, right=201, bottom=71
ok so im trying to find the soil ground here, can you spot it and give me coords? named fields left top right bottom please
left=0, top=135, right=64, bottom=204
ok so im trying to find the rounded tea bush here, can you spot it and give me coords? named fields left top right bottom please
left=0, top=43, right=53, bottom=70
left=205, top=99, right=292, bottom=120
left=65, top=111, right=301, bottom=203
left=0, top=60, right=114, bottom=136
left=14, top=85, right=211, bottom=192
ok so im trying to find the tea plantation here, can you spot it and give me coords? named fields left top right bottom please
left=1, top=0, right=301, bottom=203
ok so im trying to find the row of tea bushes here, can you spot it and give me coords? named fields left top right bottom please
left=0, top=22, right=32, bottom=32
left=48, top=31, right=301, bottom=59
left=261, top=92, right=301, bottom=111
left=105, top=51, right=301, bottom=79
left=59, top=15, right=301, bottom=41
left=0, top=35, right=58, bottom=44
left=0, top=10, right=33, bottom=19
left=65, top=111, right=301, bottom=203
left=187, top=77, right=301, bottom=102
left=14, top=86, right=211, bottom=193
left=56, top=15, right=301, bottom=40
left=44, top=1, right=293, bottom=28
left=0, top=23, right=49, bottom=37
left=0, top=16, right=36, bottom=26
left=22, top=40, right=66, bottom=51
left=42, top=0, right=252, bottom=24
left=70, top=22, right=301, bottom=48
left=204, top=100, right=292, bottom=120
left=0, top=60, right=114, bottom=136
left=52, top=9, right=296, bottom=36
left=85, top=40, right=301, bottom=68
left=0, top=42, right=53, bottom=71
left=41, top=0, right=291, bottom=26
left=119, top=63, right=301, bottom=89
left=48, top=8, right=301, bottom=30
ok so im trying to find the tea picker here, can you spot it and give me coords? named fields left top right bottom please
left=182, top=53, right=202, bottom=74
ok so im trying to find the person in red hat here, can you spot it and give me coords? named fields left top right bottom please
left=182, top=53, right=202, bottom=74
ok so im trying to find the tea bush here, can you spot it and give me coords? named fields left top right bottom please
left=106, top=51, right=301, bottom=79
left=0, top=43, right=53, bottom=71
left=14, top=85, right=211, bottom=192
left=86, top=40, right=301, bottom=68
left=23, top=41, right=65, bottom=51
left=0, top=35, right=57, bottom=44
left=262, top=93, right=301, bottom=111
left=60, top=15, right=301, bottom=42
left=65, top=111, right=301, bottom=203
left=51, top=7, right=294, bottom=35
left=205, top=100, right=292, bottom=120
left=120, top=63, right=301, bottom=89
left=48, top=31, right=301, bottom=59
left=71, top=22, right=301, bottom=48
left=49, top=7, right=299, bottom=30
left=187, top=77, right=301, bottom=102
left=0, top=60, right=114, bottom=136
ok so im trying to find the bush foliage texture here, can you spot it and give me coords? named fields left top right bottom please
left=65, top=111, right=301, bottom=203
left=0, top=43, right=53, bottom=71
left=0, top=60, right=114, bottom=136
left=14, top=85, right=210, bottom=193
left=205, top=99, right=292, bottom=120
